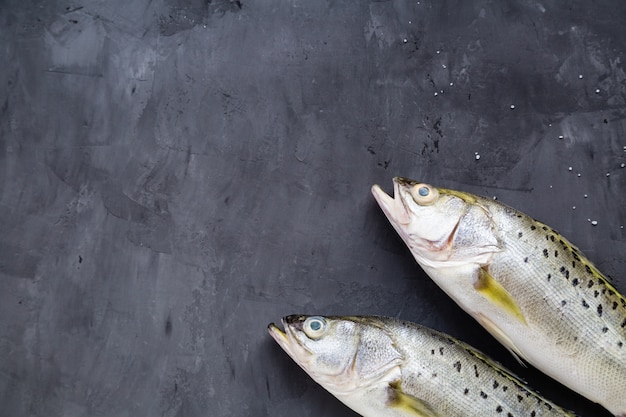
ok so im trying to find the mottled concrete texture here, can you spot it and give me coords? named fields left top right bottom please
left=0, top=1, right=624, bottom=416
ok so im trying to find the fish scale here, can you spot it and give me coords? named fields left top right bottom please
left=268, top=315, right=575, bottom=417
left=487, top=199, right=626, bottom=389
left=371, top=177, right=626, bottom=416
left=390, top=319, right=572, bottom=417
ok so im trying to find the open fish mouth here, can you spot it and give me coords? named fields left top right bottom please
left=268, top=321, right=288, bottom=344
left=268, top=318, right=313, bottom=361
left=371, top=179, right=411, bottom=225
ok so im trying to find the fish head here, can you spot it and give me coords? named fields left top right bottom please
left=268, top=315, right=403, bottom=396
left=371, top=177, right=501, bottom=268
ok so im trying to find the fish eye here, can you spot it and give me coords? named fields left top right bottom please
left=410, top=183, right=439, bottom=205
left=303, top=316, right=328, bottom=339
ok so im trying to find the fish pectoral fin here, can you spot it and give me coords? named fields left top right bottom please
left=387, top=381, right=441, bottom=417
left=475, top=313, right=526, bottom=367
left=473, top=267, right=527, bottom=325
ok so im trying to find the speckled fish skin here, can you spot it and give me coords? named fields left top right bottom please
left=371, top=177, right=626, bottom=417
left=269, top=315, right=575, bottom=417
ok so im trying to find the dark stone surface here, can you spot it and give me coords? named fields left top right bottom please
left=0, top=1, right=624, bottom=416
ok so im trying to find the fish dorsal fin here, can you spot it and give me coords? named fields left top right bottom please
left=474, top=267, right=527, bottom=325
left=387, top=381, right=441, bottom=417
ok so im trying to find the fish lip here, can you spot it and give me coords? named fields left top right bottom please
left=371, top=178, right=412, bottom=225
left=268, top=322, right=288, bottom=344
left=394, top=176, right=420, bottom=187
left=268, top=316, right=313, bottom=358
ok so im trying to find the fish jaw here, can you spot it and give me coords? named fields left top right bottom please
left=371, top=182, right=411, bottom=226
left=268, top=319, right=314, bottom=369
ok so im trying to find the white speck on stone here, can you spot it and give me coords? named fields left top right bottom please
left=577, top=173, right=581, bottom=177
left=403, top=38, right=408, bottom=43
left=436, top=50, right=440, bottom=54
left=409, top=20, right=412, bottom=24
left=606, top=172, right=610, bottom=177
left=621, top=163, right=625, bottom=168
left=595, top=89, right=600, bottom=94
left=549, top=185, right=553, bottom=188
left=450, top=82, right=454, bottom=86
left=475, top=154, right=481, bottom=160
left=493, top=196, right=497, bottom=200
left=584, top=194, right=588, bottom=198
left=510, top=104, right=515, bottom=109
left=572, top=206, right=576, bottom=210
left=568, top=167, right=573, bottom=171
left=591, top=220, right=598, bottom=226
left=578, top=74, right=583, bottom=79
left=442, top=64, right=447, bottom=69
left=434, top=92, right=438, bottom=96
left=558, top=135, right=564, bottom=139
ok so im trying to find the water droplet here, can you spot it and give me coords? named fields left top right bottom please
left=578, top=74, right=583, bottom=79
left=568, top=167, right=573, bottom=171
left=558, top=135, right=564, bottom=139
left=606, top=172, right=610, bottom=177
left=584, top=194, right=588, bottom=198
left=510, top=104, right=515, bottom=109
left=621, top=163, right=625, bottom=168
left=577, top=173, right=581, bottom=177
left=442, top=64, right=447, bottom=69
left=591, top=220, right=598, bottom=226
left=434, top=92, right=438, bottom=96
left=403, top=38, right=408, bottom=43
left=595, top=89, right=600, bottom=94
left=449, top=82, right=454, bottom=86
left=572, top=206, right=576, bottom=210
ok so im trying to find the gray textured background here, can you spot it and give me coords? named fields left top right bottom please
left=1, top=1, right=625, bottom=416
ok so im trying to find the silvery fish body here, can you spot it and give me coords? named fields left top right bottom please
left=371, top=177, right=626, bottom=416
left=268, top=315, right=575, bottom=417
